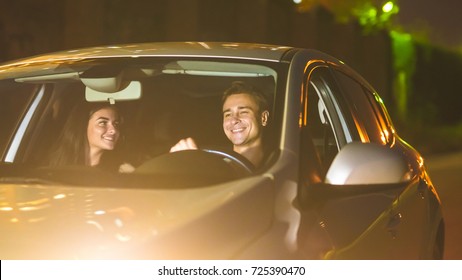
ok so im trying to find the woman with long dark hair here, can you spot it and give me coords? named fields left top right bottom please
left=49, top=101, right=132, bottom=172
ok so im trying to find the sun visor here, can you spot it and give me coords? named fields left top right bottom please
left=85, top=80, right=142, bottom=104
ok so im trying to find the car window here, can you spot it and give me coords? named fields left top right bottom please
left=299, top=66, right=359, bottom=172
left=304, top=81, right=338, bottom=169
left=0, top=82, right=37, bottom=160
left=309, top=68, right=359, bottom=140
left=0, top=58, right=280, bottom=188
left=366, top=91, right=395, bottom=144
left=332, top=70, right=387, bottom=144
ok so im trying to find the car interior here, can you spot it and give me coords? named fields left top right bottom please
left=4, top=59, right=279, bottom=187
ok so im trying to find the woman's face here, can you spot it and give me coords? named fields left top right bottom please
left=87, top=107, right=120, bottom=153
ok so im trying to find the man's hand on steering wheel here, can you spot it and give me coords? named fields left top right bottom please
left=170, top=137, right=198, bottom=153
left=170, top=137, right=254, bottom=174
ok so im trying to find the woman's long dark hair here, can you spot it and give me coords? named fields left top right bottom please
left=48, top=101, right=122, bottom=168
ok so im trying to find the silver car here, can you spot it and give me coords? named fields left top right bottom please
left=0, top=42, right=444, bottom=259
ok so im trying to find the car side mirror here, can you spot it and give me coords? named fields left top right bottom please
left=324, top=142, right=412, bottom=185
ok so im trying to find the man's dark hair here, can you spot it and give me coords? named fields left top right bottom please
left=222, top=81, right=269, bottom=114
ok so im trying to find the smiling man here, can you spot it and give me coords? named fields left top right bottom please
left=170, top=81, right=270, bottom=169
left=221, top=81, right=269, bottom=168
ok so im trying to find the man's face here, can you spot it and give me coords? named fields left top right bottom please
left=222, top=93, right=267, bottom=148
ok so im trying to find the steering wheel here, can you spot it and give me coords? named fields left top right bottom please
left=134, top=149, right=254, bottom=179
left=201, top=148, right=255, bottom=174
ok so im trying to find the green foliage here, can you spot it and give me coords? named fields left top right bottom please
left=389, top=30, right=416, bottom=120
left=353, top=1, right=399, bottom=33
left=295, top=0, right=399, bottom=33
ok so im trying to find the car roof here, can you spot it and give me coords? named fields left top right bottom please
left=0, top=42, right=354, bottom=86
left=0, top=42, right=301, bottom=80
left=1, top=42, right=296, bottom=65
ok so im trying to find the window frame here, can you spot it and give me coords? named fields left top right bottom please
left=331, top=68, right=391, bottom=145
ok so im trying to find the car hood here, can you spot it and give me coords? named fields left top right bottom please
left=0, top=175, right=274, bottom=259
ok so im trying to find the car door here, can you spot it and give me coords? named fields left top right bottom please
left=297, top=63, right=425, bottom=259
left=330, top=68, right=428, bottom=258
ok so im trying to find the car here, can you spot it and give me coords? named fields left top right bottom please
left=0, top=42, right=444, bottom=259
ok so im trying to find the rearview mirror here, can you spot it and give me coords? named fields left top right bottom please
left=325, top=142, right=411, bottom=185
left=85, top=80, right=142, bottom=104
left=81, top=66, right=142, bottom=104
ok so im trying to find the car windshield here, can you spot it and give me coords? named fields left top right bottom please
left=0, top=57, right=286, bottom=189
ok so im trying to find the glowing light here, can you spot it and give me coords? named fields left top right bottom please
left=293, top=0, right=302, bottom=4
left=28, top=217, right=46, bottom=223
left=94, top=210, right=106, bottom=215
left=19, top=204, right=50, bottom=211
left=53, top=193, right=66, bottom=200
left=382, top=2, right=394, bottom=13
left=390, top=30, right=415, bottom=121
left=114, top=218, right=124, bottom=228
left=87, top=220, right=104, bottom=232
left=418, top=156, right=424, bottom=168
left=380, top=132, right=387, bottom=144
left=384, top=129, right=390, bottom=139
left=115, top=233, right=132, bottom=242
left=197, top=42, right=211, bottom=49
